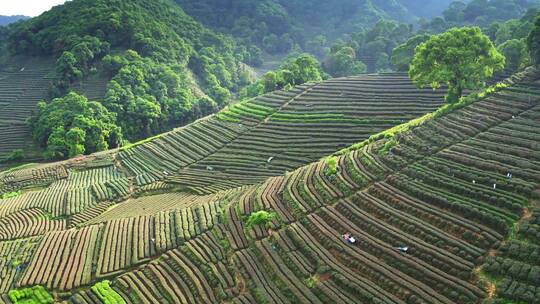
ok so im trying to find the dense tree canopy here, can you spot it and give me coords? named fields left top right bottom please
left=241, top=54, right=325, bottom=98
left=421, top=0, right=539, bottom=34
left=102, top=50, right=217, bottom=140
left=7, top=0, right=243, bottom=104
left=409, top=27, right=505, bottom=103
left=30, top=92, right=122, bottom=160
left=396, top=3, right=538, bottom=74
left=322, top=20, right=413, bottom=74
left=323, top=46, right=366, bottom=77
left=5, top=0, right=250, bottom=157
left=498, top=39, right=529, bottom=70
left=391, top=34, right=431, bottom=71
left=0, top=15, right=28, bottom=26
left=175, top=0, right=431, bottom=56
left=527, top=14, right=540, bottom=65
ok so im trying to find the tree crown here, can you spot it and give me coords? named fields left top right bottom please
left=409, top=26, right=505, bottom=102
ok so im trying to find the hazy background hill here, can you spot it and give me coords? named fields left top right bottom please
left=174, top=0, right=421, bottom=52
left=399, top=0, right=456, bottom=18
left=0, top=15, right=29, bottom=26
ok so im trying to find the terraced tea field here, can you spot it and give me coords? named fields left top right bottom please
left=0, top=57, right=55, bottom=160
left=0, top=70, right=538, bottom=303
left=120, top=73, right=446, bottom=194
left=0, top=58, right=113, bottom=163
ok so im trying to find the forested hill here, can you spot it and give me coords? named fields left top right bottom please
left=174, top=0, right=452, bottom=54
left=0, top=0, right=254, bottom=160
left=400, top=0, right=455, bottom=18
left=0, top=15, right=29, bottom=26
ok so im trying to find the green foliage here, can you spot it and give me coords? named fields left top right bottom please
left=245, top=211, right=276, bottom=227
left=5, top=149, right=24, bottom=162
left=241, top=54, right=323, bottom=98
left=379, top=138, right=398, bottom=155
left=323, top=46, right=366, bottom=77
left=528, top=13, right=540, bottom=66
left=56, top=51, right=83, bottom=84
left=420, top=1, right=538, bottom=36
left=323, top=20, right=413, bottom=73
left=391, top=34, right=431, bottom=71
left=8, top=0, right=243, bottom=144
left=304, top=276, right=317, bottom=288
left=1, top=191, right=21, bottom=199
left=91, top=280, right=125, bottom=304
left=305, top=35, right=328, bottom=58
left=460, top=0, right=535, bottom=25
left=236, top=45, right=264, bottom=67
left=8, top=286, right=53, bottom=304
left=52, top=36, right=111, bottom=96
left=409, top=27, right=505, bottom=103
left=176, top=0, right=419, bottom=55
left=30, top=92, right=122, bottom=160
left=102, top=50, right=217, bottom=140
left=498, top=39, right=529, bottom=71
left=325, top=156, right=338, bottom=176
left=492, top=19, right=535, bottom=45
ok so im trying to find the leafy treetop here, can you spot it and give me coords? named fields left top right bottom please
left=30, top=92, right=123, bottom=160
left=409, top=26, right=505, bottom=103
left=241, top=54, right=325, bottom=99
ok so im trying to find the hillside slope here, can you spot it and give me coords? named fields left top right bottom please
left=0, top=73, right=445, bottom=199
left=174, top=0, right=417, bottom=53
left=121, top=73, right=446, bottom=194
left=0, top=57, right=54, bottom=160
left=0, top=69, right=538, bottom=303
left=0, top=0, right=249, bottom=162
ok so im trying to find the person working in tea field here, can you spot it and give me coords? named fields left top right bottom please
left=342, top=233, right=356, bottom=245
left=396, top=246, right=409, bottom=253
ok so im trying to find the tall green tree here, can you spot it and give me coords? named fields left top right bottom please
left=324, top=46, right=367, bottom=77
left=241, top=54, right=324, bottom=99
left=31, top=92, right=122, bottom=160
left=65, top=127, right=86, bottom=157
left=409, top=27, right=505, bottom=103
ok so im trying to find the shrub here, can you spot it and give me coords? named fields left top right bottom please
left=325, top=156, right=338, bottom=176
left=6, top=149, right=24, bottom=162
left=91, top=280, right=125, bottom=304
left=1, top=191, right=21, bottom=199
left=246, top=211, right=276, bottom=227
left=8, top=286, right=53, bottom=304
left=379, top=139, right=397, bottom=155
